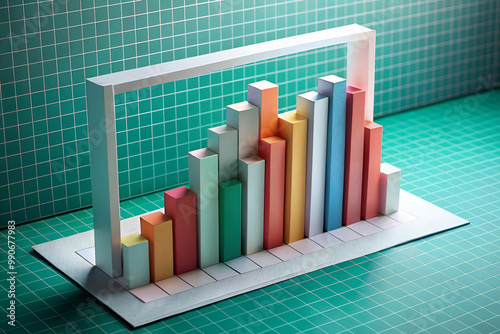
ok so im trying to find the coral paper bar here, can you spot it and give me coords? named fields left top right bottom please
left=278, top=111, right=307, bottom=244
left=188, top=148, right=219, bottom=268
left=379, top=163, right=401, bottom=215
left=239, top=156, right=265, bottom=255
left=140, top=212, right=174, bottom=282
left=226, top=101, right=259, bottom=159
left=121, top=233, right=149, bottom=289
left=164, top=186, right=197, bottom=276
left=207, top=125, right=238, bottom=182
left=248, top=80, right=279, bottom=139
left=219, top=179, right=242, bottom=262
left=343, top=86, right=365, bottom=226
left=296, top=91, right=329, bottom=238
left=258, top=137, right=285, bottom=250
left=318, top=75, right=347, bottom=231
left=361, top=121, right=383, bottom=220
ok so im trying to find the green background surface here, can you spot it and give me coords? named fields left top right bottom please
left=1, top=0, right=499, bottom=225
left=1, top=90, right=499, bottom=333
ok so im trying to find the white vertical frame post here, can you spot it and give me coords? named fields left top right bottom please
left=86, top=24, right=375, bottom=277
left=86, top=81, right=122, bottom=278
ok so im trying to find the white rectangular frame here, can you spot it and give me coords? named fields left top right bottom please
left=85, top=24, right=376, bottom=277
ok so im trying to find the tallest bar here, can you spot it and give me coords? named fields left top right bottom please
left=248, top=81, right=279, bottom=139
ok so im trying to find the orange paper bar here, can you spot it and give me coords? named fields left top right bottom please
left=361, top=121, right=383, bottom=220
left=140, top=211, right=174, bottom=282
left=258, top=136, right=286, bottom=249
left=278, top=111, right=307, bottom=244
left=248, top=80, right=279, bottom=139
left=343, top=86, right=365, bottom=226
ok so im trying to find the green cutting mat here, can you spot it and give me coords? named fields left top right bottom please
left=1, top=89, right=499, bottom=333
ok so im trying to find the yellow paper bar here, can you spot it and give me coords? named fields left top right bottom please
left=278, top=111, right=307, bottom=244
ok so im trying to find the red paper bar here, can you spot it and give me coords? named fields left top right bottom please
left=361, top=121, right=383, bottom=220
left=258, top=136, right=286, bottom=249
left=164, top=186, right=197, bottom=275
left=342, top=86, right=365, bottom=226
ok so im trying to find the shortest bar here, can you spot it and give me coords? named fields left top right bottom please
left=379, top=163, right=401, bottom=215
left=121, top=233, right=150, bottom=290
left=219, top=179, right=242, bottom=262
left=361, top=121, right=383, bottom=220
left=140, top=212, right=174, bottom=282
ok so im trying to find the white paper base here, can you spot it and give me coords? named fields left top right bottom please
left=33, top=190, right=468, bottom=328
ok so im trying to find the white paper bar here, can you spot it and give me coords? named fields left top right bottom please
left=296, top=91, right=329, bottom=238
left=188, top=148, right=219, bottom=268
left=207, top=125, right=238, bottom=182
left=226, top=102, right=259, bottom=159
left=379, top=163, right=401, bottom=215
left=239, top=156, right=265, bottom=255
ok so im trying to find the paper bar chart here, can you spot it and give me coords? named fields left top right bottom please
left=258, top=137, right=286, bottom=250
left=361, top=121, right=383, bottom=220
left=188, top=148, right=219, bottom=268
left=296, top=92, right=329, bottom=238
left=343, top=86, right=366, bottom=226
left=318, top=75, right=347, bottom=231
left=164, top=187, right=197, bottom=276
left=239, top=156, right=265, bottom=255
left=278, top=111, right=308, bottom=244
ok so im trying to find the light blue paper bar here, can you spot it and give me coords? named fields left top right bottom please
left=318, top=75, right=347, bottom=231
